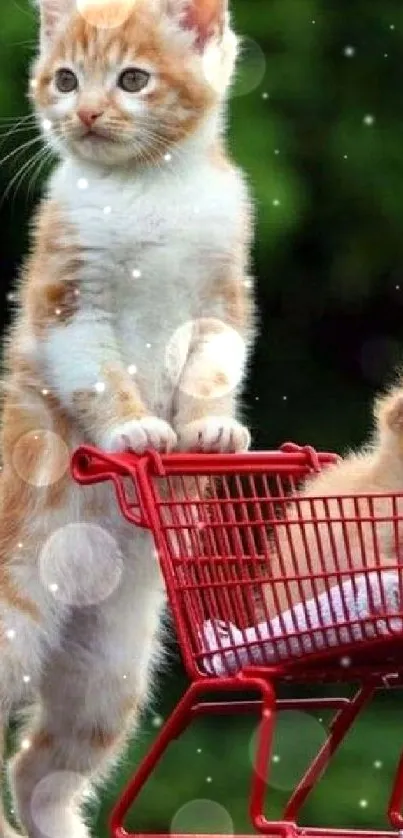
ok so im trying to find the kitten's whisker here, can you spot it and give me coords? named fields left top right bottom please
left=142, top=122, right=199, bottom=154
left=0, top=125, right=37, bottom=135
left=9, top=0, right=35, bottom=19
left=9, top=40, right=37, bottom=49
left=0, top=114, right=37, bottom=124
left=3, top=149, right=45, bottom=207
left=0, top=115, right=38, bottom=145
left=26, top=149, right=54, bottom=202
left=135, top=131, right=189, bottom=179
left=139, top=122, right=191, bottom=156
left=0, top=135, right=43, bottom=170
left=1, top=144, right=49, bottom=208
left=0, top=127, right=38, bottom=150
left=136, top=128, right=172, bottom=150
left=22, top=149, right=52, bottom=201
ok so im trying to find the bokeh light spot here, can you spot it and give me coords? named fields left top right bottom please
left=39, top=523, right=123, bottom=607
left=12, top=430, right=69, bottom=488
left=171, top=799, right=233, bottom=836
left=249, top=711, right=328, bottom=790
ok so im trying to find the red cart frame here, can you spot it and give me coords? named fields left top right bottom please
left=71, top=442, right=403, bottom=838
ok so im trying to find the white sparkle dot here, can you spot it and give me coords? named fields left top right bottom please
left=312, top=19, right=316, bottom=24
left=274, top=148, right=280, bottom=155
left=272, top=754, right=280, bottom=763
left=197, top=748, right=202, bottom=754
left=206, top=776, right=212, bottom=783
left=146, top=343, right=152, bottom=349
left=6, top=292, right=15, bottom=302
left=94, top=381, right=106, bottom=394
left=23, top=675, right=31, bottom=684
left=42, top=119, right=52, bottom=131
left=396, top=285, right=400, bottom=290
left=30, top=79, right=38, bottom=90
left=272, top=198, right=280, bottom=206
left=384, top=53, right=389, bottom=58
left=164, top=153, right=172, bottom=162
left=123, top=674, right=127, bottom=680
left=318, top=717, right=323, bottom=723
left=255, top=396, right=260, bottom=401
left=363, top=114, right=375, bottom=126
left=343, top=45, right=355, bottom=57
left=21, top=739, right=31, bottom=750
left=359, top=799, right=368, bottom=809
left=374, top=760, right=383, bottom=769
left=283, top=395, right=288, bottom=401
left=103, top=205, right=112, bottom=215
left=49, top=583, right=59, bottom=593
left=343, top=154, right=348, bottom=159
left=55, top=308, right=61, bottom=316
left=127, top=364, right=137, bottom=376
left=77, top=178, right=89, bottom=190
left=132, top=269, right=142, bottom=279
left=390, top=24, right=395, bottom=30
left=18, top=542, right=23, bottom=548
left=152, top=715, right=163, bottom=728
left=41, top=389, right=49, bottom=396
left=243, top=278, right=253, bottom=288
left=262, top=92, right=269, bottom=99
left=340, top=655, right=351, bottom=668
left=74, top=288, right=80, bottom=296
left=6, top=629, right=16, bottom=640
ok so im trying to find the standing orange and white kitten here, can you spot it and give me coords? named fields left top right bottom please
left=0, top=0, right=255, bottom=835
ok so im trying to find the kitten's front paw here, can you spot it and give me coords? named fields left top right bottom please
left=101, top=417, right=177, bottom=454
left=178, top=417, right=251, bottom=453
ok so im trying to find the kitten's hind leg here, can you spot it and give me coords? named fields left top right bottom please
left=0, top=605, right=51, bottom=838
left=10, top=593, right=161, bottom=838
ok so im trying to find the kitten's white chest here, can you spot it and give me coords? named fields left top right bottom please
left=50, top=158, right=246, bottom=412
left=54, top=157, right=241, bottom=264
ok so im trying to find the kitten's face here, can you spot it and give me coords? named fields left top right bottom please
left=32, top=0, right=237, bottom=166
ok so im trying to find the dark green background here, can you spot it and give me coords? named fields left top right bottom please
left=1, top=0, right=403, bottom=834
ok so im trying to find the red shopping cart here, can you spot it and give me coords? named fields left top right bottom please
left=71, top=442, right=403, bottom=838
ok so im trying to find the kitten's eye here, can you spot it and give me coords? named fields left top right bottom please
left=118, top=68, right=150, bottom=93
left=55, top=69, right=78, bottom=93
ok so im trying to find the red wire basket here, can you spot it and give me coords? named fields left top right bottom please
left=71, top=442, right=403, bottom=838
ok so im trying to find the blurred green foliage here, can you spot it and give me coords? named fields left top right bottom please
left=2, top=0, right=403, bottom=834
left=92, top=692, right=403, bottom=834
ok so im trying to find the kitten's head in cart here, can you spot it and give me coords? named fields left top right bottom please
left=31, top=0, right=238, bottom=166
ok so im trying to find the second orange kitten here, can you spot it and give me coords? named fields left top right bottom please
left=263, top=387, right=403, bottom=620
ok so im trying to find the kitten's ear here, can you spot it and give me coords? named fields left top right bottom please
left=34, top=0, right=75, bottom=48
left=168, top=0, right=228, bottom=49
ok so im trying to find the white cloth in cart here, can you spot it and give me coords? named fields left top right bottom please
left=201, top=571, right=403, bottom=676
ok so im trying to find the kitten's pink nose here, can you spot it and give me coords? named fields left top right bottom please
left=78, top=108, right=104, bottom=128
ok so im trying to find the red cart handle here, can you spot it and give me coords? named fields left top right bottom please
left=71, top=444, right=140, bottom=483
left=70, top=445, right=150, bottom=527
